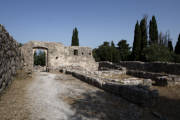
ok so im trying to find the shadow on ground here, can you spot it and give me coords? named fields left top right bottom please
left=68, top=90, right=144, bottom=120
left=67, top=85, right=180, bottom=120
left=151, top=94, right=180, bottom=120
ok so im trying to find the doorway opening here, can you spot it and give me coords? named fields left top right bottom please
left=33, top=48, right=48, bottom=72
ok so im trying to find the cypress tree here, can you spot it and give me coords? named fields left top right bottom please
left=140, top=18, right=147, bottom=61
left=149, top=16, right=158, bottom=44
left=71, top=29, right=75, bottom=46
left=71, top=27, right=79, bottom=46
left=168, top=41, right=173, bottom=51
left=175, top=34, right=180, bottom=54
left=140, top=18, right=147, bottom=50
left=132, top=21, right=141, bottom=60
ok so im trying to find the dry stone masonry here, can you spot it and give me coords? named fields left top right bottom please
left=21, top=41, right=98, bottom=73
left=99, top=61, right=180, bottom=86
left=65, top=68, right=158, bottom=107
left=0, top=25, right=22, bottom=93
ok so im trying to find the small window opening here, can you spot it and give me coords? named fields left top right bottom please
left=89, top=53, right=91, bottom=55
left=56, top=57, right=58, bottom=59
left=82, top=52, right=84, bottom=55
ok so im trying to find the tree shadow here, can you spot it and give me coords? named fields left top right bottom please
left=151, top=95, right=180, bottom=120
left=67, top=86, right=180, bottom=120
left=68, top=90, right=144, bottom=120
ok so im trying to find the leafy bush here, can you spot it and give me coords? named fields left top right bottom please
left=171, top=54, right=180, bottom=63
left=142, top=44, right=172, bottom=62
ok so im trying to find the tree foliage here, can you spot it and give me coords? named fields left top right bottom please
left=142, top=44, right=172, bottom=62
left=117, top=40, right=131, bottom=61
left=93, top=15, right=180, bottom=63
left=140, top=17, right=147, bottom=51
left=132, top=21, right=141, bottom=60
left=71, top=27, right=79, bottom=46
left=168, top=41, right=173, bottom=52
left=149, top=16, right=158, bottom=44
left=93, top=40, right=131, bottom=62
left=175, top=34, right=180, bottom=55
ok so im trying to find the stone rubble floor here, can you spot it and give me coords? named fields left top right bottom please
left=0, top=72, right=158, bottom=120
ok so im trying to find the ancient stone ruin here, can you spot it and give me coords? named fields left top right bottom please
left=1, top=25, right=180, bottom=108
left=21, top=41, right=98, bottom=73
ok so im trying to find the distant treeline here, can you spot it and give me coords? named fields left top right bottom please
left=93, top=16, right=180, bottom=63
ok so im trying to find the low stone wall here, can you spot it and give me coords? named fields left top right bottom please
left=0, top=25, right=22, bottom=93
left=127, top=70, right=180, bottom=86
left=117, top=61, right=180, bottom=75
left=98, top=61, right=124, bottom=70
left=65, top=70, right=158, bottom=107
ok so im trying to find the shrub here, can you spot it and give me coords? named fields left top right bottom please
left=142, top=44, right=172, bottom=62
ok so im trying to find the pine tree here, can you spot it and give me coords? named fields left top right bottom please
left=168, top=41, right=173, bottom=51
left=132, top=21, right=141, bottom=60
left=175, top=34, right=180, bottom=54
left=71, top=27, right=79, bottom=46
left=149, top=16, right=158, bottom=44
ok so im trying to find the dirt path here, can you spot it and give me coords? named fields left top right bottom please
left=0, top=72, right=157, bottom=120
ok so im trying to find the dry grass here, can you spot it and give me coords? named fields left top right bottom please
left=0, top=70, right=32, bottom=120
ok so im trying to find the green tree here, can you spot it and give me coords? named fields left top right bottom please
left=140, top=17, right=147, bottom=51
left=142, top=44, right=172, bottom=62
left=168, top=40, right=173, bottom=51
left=117, top=40, right=131, bottom=61
left=149, top=16, right=158, bottom=44
left=175, top=34, right=180, bottom=55
left=132, top=21, right=141, bottom=60
left=110, top=41, right=119, bottom=62
left=71, top=27, right=79, bottom=46
left=96, top=42, right=111, bottom=61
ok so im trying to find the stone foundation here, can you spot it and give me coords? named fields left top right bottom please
left=65, top=69, right=158, bottom=107
left=99, top=61, right=180, bottom=86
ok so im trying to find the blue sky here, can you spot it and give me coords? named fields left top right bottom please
left=0, top=0, right=180, bottom=48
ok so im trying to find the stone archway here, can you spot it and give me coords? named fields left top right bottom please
left=33, top=47, right=48, bottom=72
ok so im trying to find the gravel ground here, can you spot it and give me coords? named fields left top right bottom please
left=0, top=72, right=157, bottom=120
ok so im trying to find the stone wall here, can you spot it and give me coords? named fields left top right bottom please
left=65, top=69, right=158, bottom=107
left=21, top=41, right=98, bottom=73
left=98, top=61, right=124, bottom=70
left=0, top=25, right=22, bottom=93
left=127, top=70, right=180, bottom=86
left=99, top=61, right=180, bottom=86
left=117, top=61, right=180, bottom=75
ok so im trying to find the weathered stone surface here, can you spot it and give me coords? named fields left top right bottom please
left=127, top=70, right=180, bottom=86
left=0, top=24, right=22, bottom=93
left=21, top=41, right=98, bottom=73
left=65, top=69, right=158, bottom=107
left=99, top=61, right=180, bottom=86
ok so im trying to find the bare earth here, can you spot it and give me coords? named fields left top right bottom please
left=0, top=72, right=158, bottom=120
